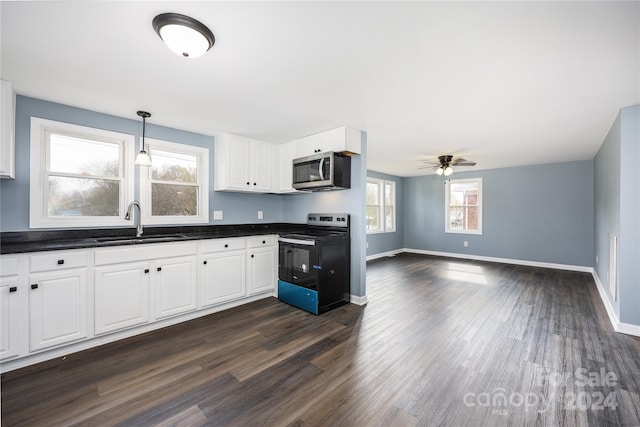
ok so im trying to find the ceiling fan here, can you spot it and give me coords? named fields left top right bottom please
left=420, top=155, right=477, bottom=176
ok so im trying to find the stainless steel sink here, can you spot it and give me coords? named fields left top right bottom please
left=94, top=234, right=188, bottom=244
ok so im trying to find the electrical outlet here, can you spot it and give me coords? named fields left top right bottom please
left=213, top=210, right=223, bottom=220
left=464, top=241, right=468, bottom=247
left=258, top=211, right=263, bottom=219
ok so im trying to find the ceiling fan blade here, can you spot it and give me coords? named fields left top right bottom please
left=453, top=161, right=476, bottom=166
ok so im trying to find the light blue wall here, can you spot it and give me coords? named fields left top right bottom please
left=366, top=170, right=404, bottom=256
left=282, top=134, right=367, bottom=299
left=0, top=96, right=283, bottom=231
left=595, top=105, right=640, bottom=326
left=594, top=112, right=621, bottom=317
left=618, top=105, right=640, bottom=325
left=403, top=161, right=594, bottom=267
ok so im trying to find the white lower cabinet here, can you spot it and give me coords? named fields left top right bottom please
left=247, top=236, right=277, bottom=295
left=201, top=237, right=247, bottom=307
left=28, top=268, right=88, bottom=352
left=0, top=270, right=20, bottom=360
left=154, top=256, right=198, bottom=319
left=94, top=242, right=198, bottom=334
left=1, top=235, right=279, bottom=372
left=202, top=250, right=246, bottom=307
left=94, top=261, right=150, bottom=335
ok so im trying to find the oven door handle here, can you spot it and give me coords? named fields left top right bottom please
left=278, top=237, right=316, bottom=246
left=319, top=157, right=325, bottom=181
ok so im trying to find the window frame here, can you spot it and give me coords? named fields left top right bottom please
left=29, top=117, right=134, bottom=229
left=139, top=137, right=209, bottom=225
left=445, top=177, right=483, bottom=235
left=366, top=177, right=396, bottom=234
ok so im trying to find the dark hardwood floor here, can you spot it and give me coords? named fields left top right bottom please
left=2, top=253, right=639, bottom=426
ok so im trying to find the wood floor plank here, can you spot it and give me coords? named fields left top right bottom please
left=2, top=253, right=639, bottom=426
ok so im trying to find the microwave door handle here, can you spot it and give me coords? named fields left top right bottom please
left=319, top=158, right=325, bottom=181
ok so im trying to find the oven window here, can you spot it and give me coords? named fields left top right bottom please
left=293, top=248, right=310, bottom=273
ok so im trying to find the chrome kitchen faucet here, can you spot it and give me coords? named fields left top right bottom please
left=124, top=201, right=143, bottom=237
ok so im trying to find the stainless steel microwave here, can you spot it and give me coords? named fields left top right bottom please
left=292, top=152, right=351, bottom=191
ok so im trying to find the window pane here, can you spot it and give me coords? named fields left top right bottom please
left=151, top=150, right=197, bottom=183
left=151, top=184, right=197, bottom=216
left=450, top=182, right=478, bottom=206
left=48, top=176, right=120, bottom=216
left=385, top=206, right=394, bottom=230
left=366, top=206, right=380, bottom=231
left=448, top=206, right=479, bottom=231
left=366, top=182, right=380, bottom=205
left=448, top=207, right=466, bottom=231
left=50, top=134, right=119, bottom=177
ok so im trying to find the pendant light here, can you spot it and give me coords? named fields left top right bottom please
left=134, top=111, right=152, bottom=167
left=153, top=13, right=215, bottom=58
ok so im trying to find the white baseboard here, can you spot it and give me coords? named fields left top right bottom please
left=366, top=247, right=640, bottom=337
left=402, top=248, right=593, bottom=273
left=592, top=270, right=640, bottom=337
left=366, top=249, right=403, bottom=262
left=350, top=294, right=368, bottom=306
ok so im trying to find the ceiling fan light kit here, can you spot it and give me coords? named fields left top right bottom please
left=421, top=154, right=476, bottom=176
left=153, top=13, right=215, bottom=58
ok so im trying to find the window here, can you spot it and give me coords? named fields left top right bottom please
left=140, top=138, right=209, bottom=224
left=30, top=118, right=134, bottom=228
left=366, top=177, right=396, bottom=233
left=445, top=178, right=482, bottom=234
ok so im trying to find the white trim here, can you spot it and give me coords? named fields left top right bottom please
left=445, top=177, right=483, bottom=235
left=350, top=294, right=368, bottom=306
left=591, top=270, right=640, bottom=337
left=29, top=117, right=134, bottom=229
left=402, top=248, right=593, bottom=272
left=366, top=249, right=403, bottom=261
left=139, top=137, right=209, bottom=225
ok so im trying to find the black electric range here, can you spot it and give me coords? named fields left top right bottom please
left=277, top=213, right=350, bottom=314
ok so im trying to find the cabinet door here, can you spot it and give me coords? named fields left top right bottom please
left=202, top=250, right=246, bottom=307
left=0, top=277, right=19, bottom=359
left=295, top=134, right=323, bottom=158
left=247, top=246, right=276, bottom=295
left=250, top=139, right=272, bottom=191
left=226, top=135, right=251, bottom=190
left=278, top=141, right=296, bottom=192
left=0, top=80, right=15, bottom=179
left=320, top=126, right=347, bottom=153
left=155, top=256, right=198, bottom=319
left=28, top=269, right=88, bottom=351
left=94, top=262, right=150, bottom=335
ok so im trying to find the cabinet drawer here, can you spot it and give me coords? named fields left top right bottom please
left=95, top=242, right=197, bottom=266
left=202, top=238, right=246, bottom=253
left=30, top=251, right=88, bottom=273
left=247, top=235, right=276, bottom=248
left=0, top=257, right=19, bottom=277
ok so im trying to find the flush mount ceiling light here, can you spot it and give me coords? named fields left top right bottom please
left=153, top=13, right=215, bottom=58
left=134, top=111, right=152, bottom=167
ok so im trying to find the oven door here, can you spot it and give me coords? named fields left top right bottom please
left=278, top=237, right=320, bottom=290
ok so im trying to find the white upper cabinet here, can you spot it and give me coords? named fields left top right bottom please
left=295, top=126, right=361, bottom=158
left=1, top=80, right=16, bottom=179
left=278, top=140, right=307, bottom=194
left=215, top=133, right=273, bottom=193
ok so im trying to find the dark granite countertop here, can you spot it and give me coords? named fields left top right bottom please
left=0, top=223, right=308, bottom=254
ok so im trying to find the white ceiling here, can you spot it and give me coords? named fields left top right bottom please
left=2, top=1, right=638, bottom=177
